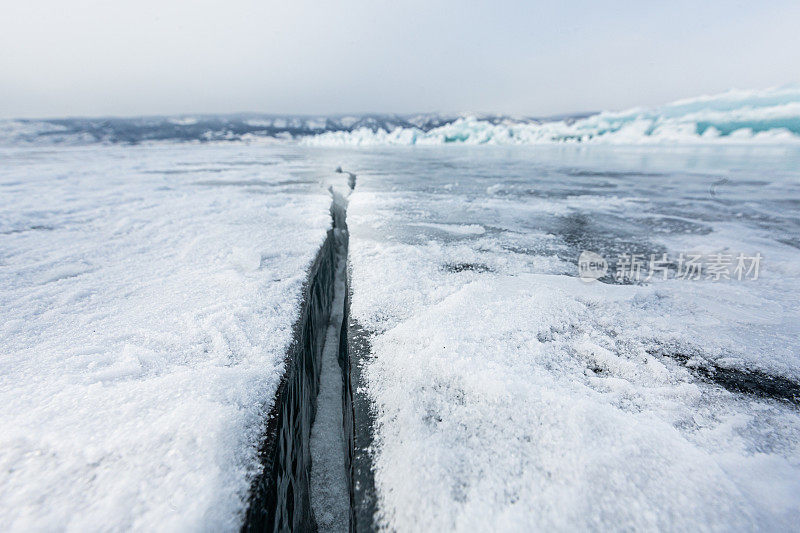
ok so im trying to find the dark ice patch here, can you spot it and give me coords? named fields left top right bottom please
left=442, top=262, right=493, bottom=273
left=652, top=349, right=800, bottom=405
left=636, top=215, right=713, bottom=235
left=1, top=225, right=56, bottom=235
left=565, top=169, right=666, bottom=178
left=194, top=179, right=316, bottom=187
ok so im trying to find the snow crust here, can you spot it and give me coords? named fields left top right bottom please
left=344, top=146, right=800, bottom=530
left=0, top=145, right=333, bottom=530
left=305, top=87, right=800, bottom=146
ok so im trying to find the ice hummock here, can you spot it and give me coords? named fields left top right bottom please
left=0, top=144, right=334, bottom=530
left=306, top=86, right=800, bottom=145
left=4, top=87, right=800, bottom=147
left=0, top=114, right=459, bottom=147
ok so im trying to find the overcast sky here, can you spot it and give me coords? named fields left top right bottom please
left=2, top=0, right=799, bottom=119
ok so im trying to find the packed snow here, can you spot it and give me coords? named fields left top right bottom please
left=0, top=144, right=335, bottom=530
left=342, top=145, right=800, bottom=530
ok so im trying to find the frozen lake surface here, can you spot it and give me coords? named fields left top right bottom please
left=341, top=145, right=800, bottom=530
left=0, top=145, right=335, bottom=530
left=1, top=141, right=799, bottom=531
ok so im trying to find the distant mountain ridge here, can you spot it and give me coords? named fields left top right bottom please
left=3, top=87, right=799, bottom=145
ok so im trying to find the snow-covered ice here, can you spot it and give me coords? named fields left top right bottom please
left=342, top=145, right=800, bottom=530
left=3, top=116, right=800, bottom=532
left=0, top=144, right=334, bottom=530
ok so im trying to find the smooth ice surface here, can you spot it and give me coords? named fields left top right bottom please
left=342, top=146, right=800, bottom=530
left=0, top=145, right=334, bottom=530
